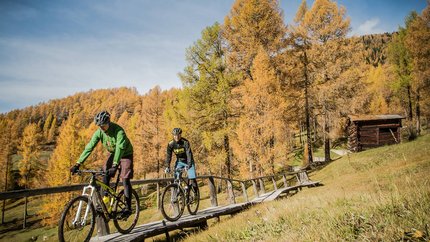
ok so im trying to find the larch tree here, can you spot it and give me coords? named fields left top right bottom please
left=17, top=123, right=42, bottom=222
left=47, top=115, right=57, bottom=143
left=234, top=47, right=287, bottom=177
left=289, top=0, right=314, bottom=164
left=128, top=101, right=145, bottom=178
left=141, top=86, right=166, bottom=177
left=388, top=25, right=414, bottom=120
left=223, top=0, right=287, bottom=81
left=41, top=114, right=85, bottom=225
left=18, top=123, right=42, bottom=189
left=405, top=3, right=430, bottom=135
left=290, top=0, right=351, bottom=163
left=365, top=65, right=392, bottom=114
left=179, top=23, right=237, bottom=178
left=42, top=113, right=53, bottom=142
left=0, top=119, right=12, bottom=224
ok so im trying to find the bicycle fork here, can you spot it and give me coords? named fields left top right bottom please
left=73, top=185, right=96, bottom=226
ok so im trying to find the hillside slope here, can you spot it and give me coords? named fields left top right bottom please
left=185, top=134, right=430, bottom=241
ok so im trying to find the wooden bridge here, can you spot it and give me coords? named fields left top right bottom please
left=0, top=169, right=320, bottom=241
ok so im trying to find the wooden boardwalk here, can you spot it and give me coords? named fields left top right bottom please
left=0, top=168, right=320, bottom=241
left=91, top=183, right=314, bottom=242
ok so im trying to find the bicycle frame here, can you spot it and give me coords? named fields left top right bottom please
left=73, top=170, right=122, bottom=224
left=173, top=168, right=193, bottom=198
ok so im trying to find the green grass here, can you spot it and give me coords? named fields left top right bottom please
left=183, top=134, right=430, bottom=241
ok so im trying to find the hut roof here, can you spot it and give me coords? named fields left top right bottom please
left=348, top=114, right=404, bottom=122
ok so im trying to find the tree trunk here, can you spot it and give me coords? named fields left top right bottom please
left=416, top=89, right=421, bottom=136
left=270, top=136, right=275, bottom=174
left=224, top=135, right=231, bottom=178
left=407, top=85, right=413, bottom=121
left=324, top=111, right=331, bottom=162
left=303, top=51, right=313, bottom=164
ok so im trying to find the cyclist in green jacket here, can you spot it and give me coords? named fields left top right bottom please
left=70, top=110, right=134, bottom=216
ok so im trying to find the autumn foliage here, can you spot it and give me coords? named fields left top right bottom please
left=0, top=0, right=429, bottom=226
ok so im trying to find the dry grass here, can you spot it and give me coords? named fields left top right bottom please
left=1, top=134, right=429, bottom=241
left=183, top=134, right=430, bottom=242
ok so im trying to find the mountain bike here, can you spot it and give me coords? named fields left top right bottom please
left=58, top=169, right=140, bottom=242
left=161, top=167, right=200, bottom=222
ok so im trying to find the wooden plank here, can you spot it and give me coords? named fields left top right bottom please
left=91, top=203, right=252, bottom=242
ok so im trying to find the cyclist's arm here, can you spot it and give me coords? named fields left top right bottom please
left=185, top=140, right=193, bottom=166
left=112, top=130, right=126, bottom=166
left=77, top=130, right=101, bottom=164
left=165, top=142, right=173, bottom=167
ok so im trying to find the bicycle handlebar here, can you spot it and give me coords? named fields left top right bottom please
left=77, top=169, right=105, bottom=175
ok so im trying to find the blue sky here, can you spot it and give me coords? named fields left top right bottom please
left=0, top=0, right=427, bottom=114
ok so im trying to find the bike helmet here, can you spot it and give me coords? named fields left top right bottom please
left=172, top=128, right=182, bottom=135
left=94, top=111, right=111, bottom=126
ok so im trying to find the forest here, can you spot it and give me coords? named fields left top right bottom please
left=0, top=0, right=429, bottom=226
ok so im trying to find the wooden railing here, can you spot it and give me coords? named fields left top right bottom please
left=0, top=169, right=318, bottom=236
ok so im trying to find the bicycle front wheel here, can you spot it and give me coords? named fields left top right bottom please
left=113, top=189, right=140, bottom=234
left=161, top=183, right=185, bottom=222
left=187, top=187, right=200, bottom=215
left=58, top=195, right=95, bottom=242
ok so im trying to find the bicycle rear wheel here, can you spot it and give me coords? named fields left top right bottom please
left=113, top=189, right=140, bottom=234
left=161, top=183, right=185, bottom=221
left=187, top=186, right=200, bottom=215
left=58, top=195, right=95, bottom=242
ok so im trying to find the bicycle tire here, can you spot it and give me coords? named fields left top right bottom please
left=58, top=195, right=95, bottom=242
left=113, top=189, right=140, bottom=234
left=161, top=183, right=185, bottom=222
left=186, top=187, right=200, bottom=215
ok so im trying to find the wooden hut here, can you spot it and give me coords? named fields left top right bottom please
left=347, top=115, right=404, bottom=152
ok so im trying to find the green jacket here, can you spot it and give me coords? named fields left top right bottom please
left=77, top=122, right=133, bottom=166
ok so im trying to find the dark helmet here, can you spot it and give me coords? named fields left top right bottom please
left=172, top=128, right=182, bottom=135
left=94, top=111, right=111, bottom=126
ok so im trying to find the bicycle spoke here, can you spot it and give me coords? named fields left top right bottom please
left=113, top=189, right=140, bottom=234
left=161, top=184, right=185, bottom=221
left=59, top=196, right=95, bottom=242
left=187, top=187, right=200, bottom=215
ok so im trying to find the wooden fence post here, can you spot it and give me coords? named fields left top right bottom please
left=96, top=214, right=110, bottom=236
left=259, top=179, right=266, bottom=194
left=271, top=177, right=277, bottom=191
left=252, top=179, right=259, bottom=198
left=94, top=193, right=110, bottom=236
left=208, top=176, right=218, bottom=207
left=227, top=180, right=236, bottom=204
left=295, top=173, right=301, bottom=185
left=157, top=182, right=161, bottom=210
left=23, top=196, right=27, bottom=229
left=241, top=182, right=248, bottom=202
left=282, top=174, right=288, bottom=188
